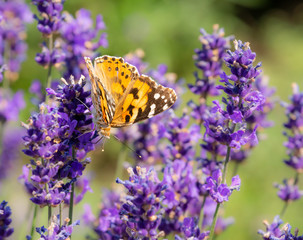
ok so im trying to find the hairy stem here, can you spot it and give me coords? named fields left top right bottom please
left=209, top=203, right=220, bottom=239
left=198, top=196, right=207, bottom=228
left=209, top=144, right=232, bottom=240
left=59, top=203, right=62, bottom=227
left=222, top=146, right=231, bottom=183
left=45, top=33, right=53, bottom=103
left=30, top=205, right=38, bottom=238
left=280, top=202, right=288, bottom=218
left=45, top=183, right=52, bottom=224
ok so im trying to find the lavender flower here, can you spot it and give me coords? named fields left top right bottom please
left=175, top=218, right=209, bottom=240
left=0, top=128, right=24, bottom=184
left=190, top=24, right=233, bottom=98
left=163, top=113, right=201, bottom=163
left=231, top=75, right=275, bottom=163
left=116, top=166, right=166, bottom=239
left=35, top=215, right=79, bottom=239
left=258, top=216, right=303, bottom=240
left=0, top=201, right=14, bottom=239
left=160, top=160, right=200, bottom=234
left=32, top=0, right=64, bottom=36
left=60, top=8, right=108, bottom=79
left=203, top=169, right=240, bottom=203
left=204, top=40, right=264, bottom=151
left=21, top=76, right=94, bottom=207
left=0, top=90, right=25, bottom=123
left=283, top=83, right=303, bottom=172
left=0, top=0, right=32, bottom=81
left=188, top=24, right=233, bottom=124
left=29, top=79, right=45, bottom=105
left=83, top=190, right=128, bottom=240
left=274, top=179, right=302, bottom=202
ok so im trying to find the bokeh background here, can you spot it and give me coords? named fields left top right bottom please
left=2, top=0, right=303, bottom=239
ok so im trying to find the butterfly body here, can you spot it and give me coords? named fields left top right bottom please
left=84, top=55, right=177, bottom=138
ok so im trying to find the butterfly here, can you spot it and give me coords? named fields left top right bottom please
left=84, top=55, right=177, bottom=138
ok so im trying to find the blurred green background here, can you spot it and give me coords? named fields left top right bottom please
left=2, top=0, right=303, bottom=239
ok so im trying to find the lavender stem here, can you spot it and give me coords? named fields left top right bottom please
left=198, top=196, right=207, bottom=229
left=45, top=33, right=53, bottom=103
left=209, top=202, right=220, bottom=239
left=30, top=205, right=38, bottom=238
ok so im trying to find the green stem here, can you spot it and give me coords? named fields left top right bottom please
left=280, top=202, right=288, bottom=218
left=198, top=196, right=207, bottom=228
left=45, top=33, right=53, bottom=103
left=294, top=172, right=299, bottom=185
left=48, top=205, right=52, bottom=224
left=69, top=147, right=76, bottom=226
left=69, top=182, right=75, bottom=224
left=30, top=205, right=38, bottom=238
left=209, top=144, right=232, bottom=240
left=115, top=146, right=127, bottom=180
left=222, top=146, right=231, bottom=183
left=59, top=203, right=62, bottom=227
left=209, top=203, right=220, bottom=239
left=45, top=183, right=52, bottom=224
left=232, top=162, right=239, bottom=177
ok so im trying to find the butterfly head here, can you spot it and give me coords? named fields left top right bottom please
left=99, top=126, right=111, bottom=139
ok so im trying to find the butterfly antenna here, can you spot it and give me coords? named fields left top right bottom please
left=113, top=135, right=142, bottom=159
left=75, top=97, right=92, bottom=114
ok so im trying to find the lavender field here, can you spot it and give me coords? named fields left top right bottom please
left=0, top=0, right=303, bottom=239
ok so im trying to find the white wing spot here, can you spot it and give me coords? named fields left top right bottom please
left=164, top=99, right=167, bottom=103
left=163, top=104, right=168, bottom=110
left=161, top=95, right=165, bottom=99
left=148, top=104, right=156, bottom=118
left=154, top=93, right=160, bottom=100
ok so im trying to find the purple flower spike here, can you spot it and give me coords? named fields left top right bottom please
left=190, top=24, right=233, bottom=97
left=275, top=179, right=302, bottom=202
left=160, top=160, right=199, bottom=234
left=282, top=83, right=303, bottom=173
left=0, top=0, right=32, bottom=80
left=60, top=8, right=108, bottom=79
left=0, top=201, right=14, bottom=238
left=117, top=166, right=166, bottom=239
left=188, top=25, right=233, bottom=125
left=203, top=169, right=240, bottom=203
left=175, top=217, right=209, bottom=240
left=163, top=113, right=202, bottom=163
left=83, top=189, right=128, bottom=239
left=32, top=0, right=65, bottom=36
left=258, top=216, right=303, bottom=240
left=0, top=89, right=25, bottom=123
left=21, top=75, right=95, bottom=207
left=35, top=215, right=79, bottom=239
left=203, top=40, right=265, bottom=153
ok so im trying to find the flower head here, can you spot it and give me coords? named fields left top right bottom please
left=275, top=179, right=302, bottom=202
left=175, top=217, right=209, bottom=240
left=116, top=166, right=166, bottom=239
left=0, top=0, right=32, bottom=81
left=0, top=201, right=14, bottom=238
left=61, top=9, right=108, bottom=79
left=203, top=169, right=240, bottom=203
left=258, top=216, right=303, bottom=240
left=35, top=215, right=79, bottom=240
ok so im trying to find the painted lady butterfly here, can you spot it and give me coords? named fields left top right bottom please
left=84, top=55, right=177, bottom=138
